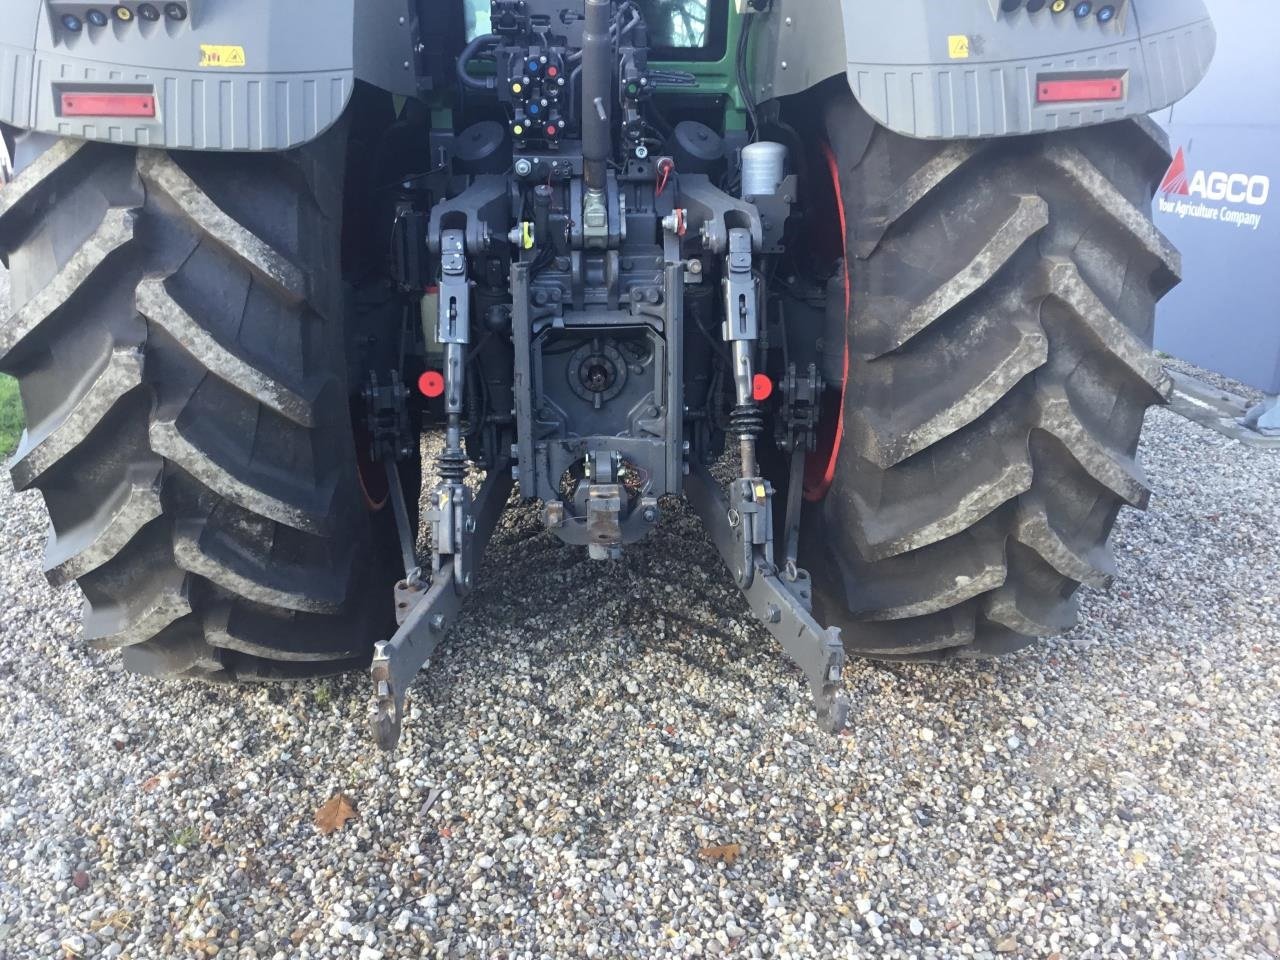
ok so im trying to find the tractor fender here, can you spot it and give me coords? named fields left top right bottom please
left=0, top=0, right=416, bottom=151
left=754, top=0, right=1216, bottom=140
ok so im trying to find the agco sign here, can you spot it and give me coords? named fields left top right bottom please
left=1158, top=147, right=1269, bottom=230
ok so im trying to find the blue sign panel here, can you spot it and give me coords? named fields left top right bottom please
left=1152, top=0, right=1279, bottom=393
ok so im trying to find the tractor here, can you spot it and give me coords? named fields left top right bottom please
left=0, top=0, right=1215, bottom=747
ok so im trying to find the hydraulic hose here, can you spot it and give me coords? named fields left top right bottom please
left=457, top=33, right=499, bottom=91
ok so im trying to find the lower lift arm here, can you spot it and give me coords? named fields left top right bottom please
left=370, top=455, right=847, bottom=749
left=369, top=462, right=514, bottom=751
left=685, top=464, right=849, bottom=733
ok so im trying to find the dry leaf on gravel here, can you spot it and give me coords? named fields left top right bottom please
left=314, top=793, right=358, bottom=835
left=698, top=843, right=741, bottom=865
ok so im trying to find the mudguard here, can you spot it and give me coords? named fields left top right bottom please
left=0, top=0, right=416, bottom=151
left=756, top=0, right=1216, bottom=140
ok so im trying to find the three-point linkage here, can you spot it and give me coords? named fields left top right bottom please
left=362, top=0, right=849, bottom=749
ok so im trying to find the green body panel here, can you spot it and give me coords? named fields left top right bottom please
left=650, top=11, right=748, bottom=132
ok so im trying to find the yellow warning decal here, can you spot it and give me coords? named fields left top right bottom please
left=947, top=35, right=970, bottom=59
left=199, top=45, right=246, bottom=68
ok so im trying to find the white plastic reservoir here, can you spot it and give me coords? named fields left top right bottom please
left=740, top=141, right=787, bottom=198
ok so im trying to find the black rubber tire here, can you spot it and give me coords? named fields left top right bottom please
left=807, top=91, right=1179, bottom=659
left=0, top=125, right=402, bottom=680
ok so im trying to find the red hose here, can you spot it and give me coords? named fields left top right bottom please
left=803, top=140, right=850, bottom=502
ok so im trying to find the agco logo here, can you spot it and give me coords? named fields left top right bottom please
left=1157, top=147, right=1269, bottom=230
left=1161, top=147, right=1270, bottom=205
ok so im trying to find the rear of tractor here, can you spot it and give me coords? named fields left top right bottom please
left=0, top=0, right=1214, bottom=746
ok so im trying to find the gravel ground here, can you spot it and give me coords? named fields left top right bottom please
left=0, top=259, right=1278, bottom=959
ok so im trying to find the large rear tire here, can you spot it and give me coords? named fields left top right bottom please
left=0, top=125, right=403, bottom=680
left=807, top=91, right=1179, bottom=659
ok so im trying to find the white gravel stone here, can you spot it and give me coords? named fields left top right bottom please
left=0, top=265, right=1277, bottom=957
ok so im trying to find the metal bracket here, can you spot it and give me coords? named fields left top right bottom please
left=781, top=445, right=805, bottom=575
left=686, top=463, right=849, bottom=734
left=583, top=450, right=624, bottom=560
left=361, top=370, right=419, bottom=583
left=743, top=173, right=797, bottom=254
left=727, top=476, right=772, bottom=587
left=720, top=228, right=759, bottom=345
left=583, top=186, right=609, bottom=249
left=427, top=478, right=481, bottom=586
left=437, top=229, right=471, bottom=347
left=776, top=361, right=822, bottom=454
left=678, top=174, right=763, bottom=253
left=361, top=370, right=413, bottom=462
left=385, top=459, right=421, bottom=584
left=370, top=464, right=514, bottom=751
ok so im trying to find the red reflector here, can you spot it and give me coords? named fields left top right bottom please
left=61, top=92, right=156, bottom=117
left=418, top=370, right=445, bottom=399
left=752, top=373, right=773, bottom=402
left=1036, top=77, right=1124, bottom=104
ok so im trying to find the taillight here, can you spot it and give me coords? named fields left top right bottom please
left=1036, top=76, right=1125, bottom=104
left=60, top=92, right=156, bottom=118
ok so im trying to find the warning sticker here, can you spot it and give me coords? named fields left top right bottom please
left=199, top=45, right=246, bottom=68
left=947, top=35, right=970, bottom=59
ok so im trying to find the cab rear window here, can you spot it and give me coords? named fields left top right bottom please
left=466, top=1, right=727, bottom=60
